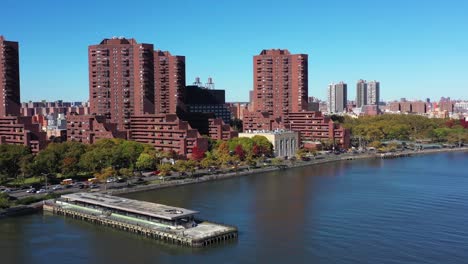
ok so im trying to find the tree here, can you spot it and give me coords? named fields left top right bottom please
left=191, top=146, right=205, bottom=162
left=94, top=166, right=116, bottom=190
left=158, top=163, right=172, bottom=177
left=252, top=144, right=261, bottom=157
left=246, top=157, right=257, bottom=169
left=230, top=118, right=243, bottom=132
left=174, top=160, right=188, bottom=176
left=200, top=156, right=218, bottom=169
left=185, top=160, right=198, bottom=176
left=136, top=153, right=157, bottom=171
left=18, top=154, right=34, bottom=183
left=0, top=193, right=10, bottom=209
left=295, top=148, right=308, bottom=160
left=251, top=135, right=273, bottom=156
left=0, top=145, right=31, bottom=182
left=119, top=168, right=134, bottom=185
left=271, top=157, right=283, bottom=167
left=368, top=141, right=382, bottom=149
left=234, top=145, right=246, bottom=161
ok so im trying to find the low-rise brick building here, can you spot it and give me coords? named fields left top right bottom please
left=242, top=111, right=350, bottom=149
left=67, top=114, right=126, bottom=144
left=128, top=114, right=208, bottom=158
left=286, top=112, right=350, bottom=149
left=243, top=111, right=283, bottom=132
left=208, top=118, right=238, bottom=141
left=0, top=116, right=47, bottom=153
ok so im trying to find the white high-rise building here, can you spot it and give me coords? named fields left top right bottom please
left=367, top=81, right=380, bottom=106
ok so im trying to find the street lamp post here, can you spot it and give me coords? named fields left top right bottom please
left=41, top=173, right=48, bottom=190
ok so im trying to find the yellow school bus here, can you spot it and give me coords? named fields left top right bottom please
left=88, top=178, right=99, bottom=184
left=60, top=178, right=73, bottom=185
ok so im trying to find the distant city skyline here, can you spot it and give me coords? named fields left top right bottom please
left=2, top=0, right=468, bottom=102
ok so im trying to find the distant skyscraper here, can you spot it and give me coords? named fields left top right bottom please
left=327, top=82, right=347, bottom=113
left=154, top=50, right=185, bottom=114
left=367, top=81, right=380, bottom=106
left=88, top=37, right=155, bottom=130
left=0, top=36, right=20, bottom=117
left=356, top=79, right=367, bottom=108
left=253, top=49, right=308, bottom=117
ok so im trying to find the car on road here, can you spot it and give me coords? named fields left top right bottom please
left=89, top=184, right=99, bottom=189
left=52, top=185, right=63, bottom=191
left=106, top=177, right=117, bottom=183
left=1, top=187, right=12, bottom=193
left=36, top=189, right=47, bottom=194
left=26, top=188, right=36, bottom=193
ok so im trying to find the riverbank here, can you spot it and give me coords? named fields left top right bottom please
left=108, top=147, right=468, bottom=196
left=1, top=147, right=466, bottom=218
left=0, top=201, right=43, bottom=219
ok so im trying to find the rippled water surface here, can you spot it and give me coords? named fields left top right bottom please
left=1, top=152, right=467, bottom=264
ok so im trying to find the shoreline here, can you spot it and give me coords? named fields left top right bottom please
left=1, top=147, right=466, bottom=218
left=109, top=147, right=468, bottom=196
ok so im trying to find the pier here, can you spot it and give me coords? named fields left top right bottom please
left=379, top=152, right=411, bottom=159
left=43, top=193, right=237, bottom=247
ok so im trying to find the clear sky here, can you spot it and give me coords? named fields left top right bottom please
left=2, top=0, right=467, bottom=102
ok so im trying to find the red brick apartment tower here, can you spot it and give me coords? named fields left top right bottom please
left=89, top=37, right=155, bottom=130
left=253, top=49, right=308, bottom=117
left=0, top=36, right=21, bottom=117
left=154, top=51, right=186, bottom=114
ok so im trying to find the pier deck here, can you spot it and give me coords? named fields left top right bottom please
left=43, top=193, right=237, bottom=247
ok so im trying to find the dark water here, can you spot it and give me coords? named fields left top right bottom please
left=1, top=152, right=468, bottom=264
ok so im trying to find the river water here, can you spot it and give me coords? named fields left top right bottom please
left=1, top=152, right=467, bottom=264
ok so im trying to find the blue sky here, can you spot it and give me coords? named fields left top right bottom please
left=2, top=0, right=467, bottom=102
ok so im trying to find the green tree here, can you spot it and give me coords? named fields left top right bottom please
left=200, top=156, right=219, bottom=169
left=185, top=160, right=198, bottom=176
left=136, top=153, right=157, bottom=171
left=368, top=141, right=382, bottom=149
left=0, top=193, right=10, bottom=209
left=251, top=135, right=273, bottom=156
left=119, top=168, right=134, bottom=185
left=271, top=157, right=283, bottom=167
left=174, top=160, right=188, bottom=175
left=94, top=166, right=116, bottom=190
left=158, top=163, right=173, bottom=177
left=295, top=148, right=308, bottom=160
left=0, top=145, right=31, bottom=182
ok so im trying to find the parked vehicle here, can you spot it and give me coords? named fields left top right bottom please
left=26, top=188, right=36, bottom=193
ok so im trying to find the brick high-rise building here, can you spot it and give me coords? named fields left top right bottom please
left=0, top=36, right=21, bottom=117
left=327, top=82, right=347, bottom=113
left=253, top=49, right=308, bottom=117
left=356, top=79, right=367, bottom=108
left=89, top=37, right=155, bottom=130
left=154, top=50, right=185, bottom=114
